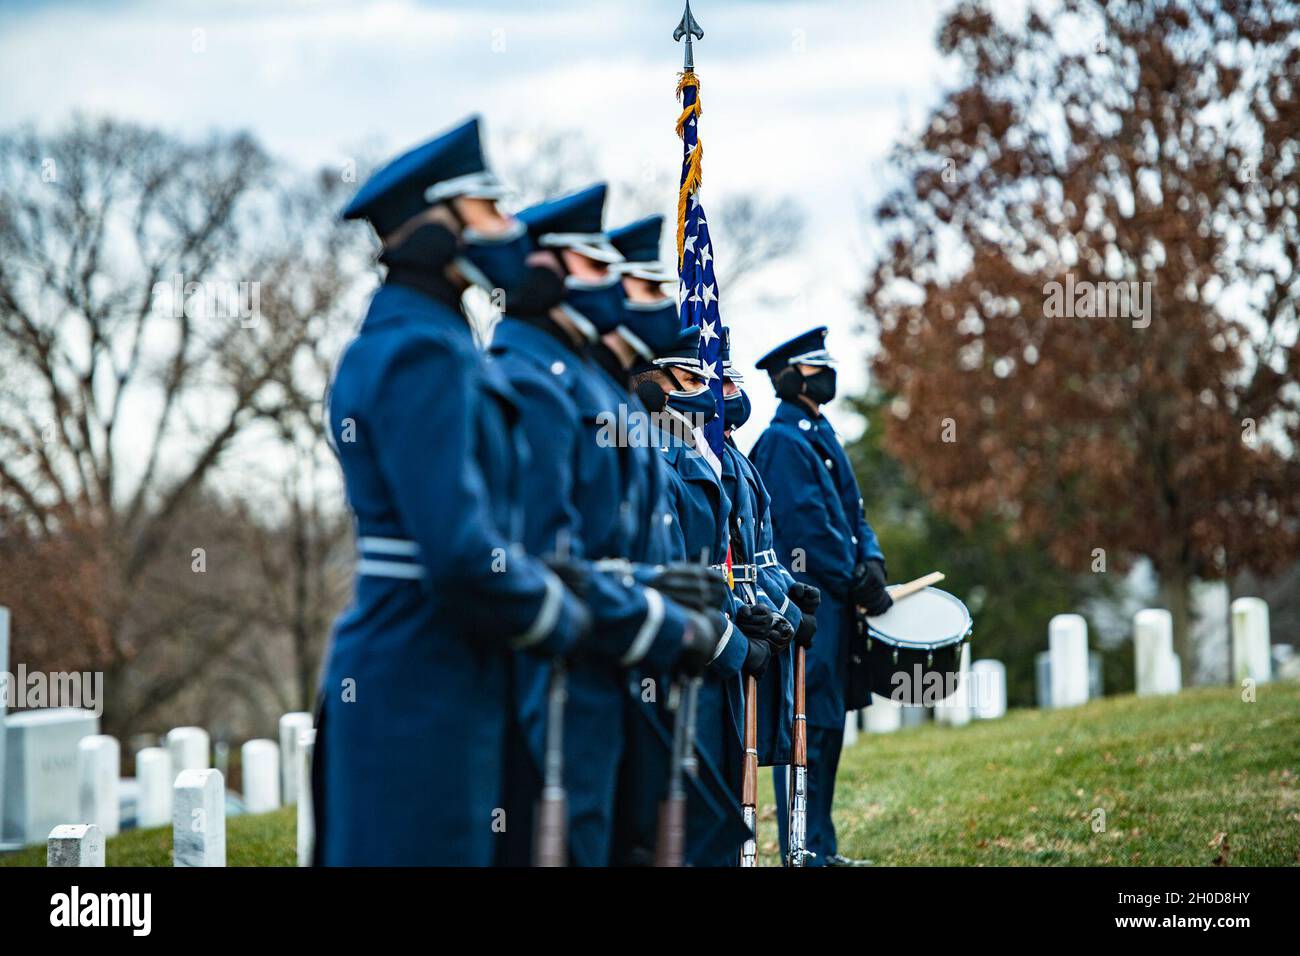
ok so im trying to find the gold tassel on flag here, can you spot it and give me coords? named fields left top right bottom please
left=675, top=71, right=704, bottom=269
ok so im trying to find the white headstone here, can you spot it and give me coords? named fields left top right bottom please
left=3, top=708, right=99, bottom=845
left=899, top=705, right=928, bottom=728
left=970, top=659, right=1007, bottom=719
left=278, top=712, right=313, bottom=804
left=241, top=739, right=280, bottom=813
left=1133, top=609, right=1180, bottom=696
left=47, top=823, right=104, bottom=867
left=1049, top=614, right=1089, bottom=708
left=1034, top=651, right=1052, bottom=708
left=173, top=768, right=225, bottom=867
left=296, top=728, right=316, bottom=867
left=1088, top=652, right=1104, bottom=699
left=843, top=709, right=859, bottom=747
left=1231, top=597, right=1271, bottom=685
left=135, top=747, right=173, bottom=828
left=864, top=693, right=902, bottom=733
left=0, top=607, right=9, bottom=838
left=165, top=727, right=210, bottom=778
left=77, top=734, right=120, bottom=837
left=935, top=643, right=973, bottom=726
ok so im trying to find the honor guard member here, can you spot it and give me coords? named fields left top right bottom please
left=488, top=185, right=724, bottom=865
left=598, top=216, right=752, bottom=865
left=718, top=330, right=814, bottom=771
left=631, top=326, right=788, bottom=865
left=317, top=117, right=590, bottom=866
left=750, top=326, right=890, bottom=867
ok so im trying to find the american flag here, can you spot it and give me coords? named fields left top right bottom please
left=676, top=71, right=726, bottom=467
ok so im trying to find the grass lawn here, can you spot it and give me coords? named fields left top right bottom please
left=757, top=683, right=1300, bottom=865
left=4, top=683, right=1296, bottom=866
left=0, top=807, right=296, bottom=867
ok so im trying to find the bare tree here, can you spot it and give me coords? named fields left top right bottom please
left=0, top=116, right=363, bottom=730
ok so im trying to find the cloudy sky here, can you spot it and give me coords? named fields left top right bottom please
left=0, top=0, right=962, bottom=443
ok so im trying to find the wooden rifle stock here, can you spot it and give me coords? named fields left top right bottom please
left=788, top=644, right=809, bottom=866
left=655, top=676, right=698, bottom=867
left=740, top=673, right=759, bottom=866
left=534, top=665, right=568, bottom=866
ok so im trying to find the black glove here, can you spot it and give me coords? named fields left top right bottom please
left=794, top=612, right=817, bottom=649
left=545, top=555, right=590, bottom=601
left=851, top=560, right=892, bottom=617
left=651, top=564, right=730, bottom=615
left=674, top=611, right=720, bottom=677
left=734, top=603, right=774, bottom=640
left=742, top=636, right=772, bottom=678
left=787, top=582, right=821, bottom=616
left=767, top=613, right=795, bottom=654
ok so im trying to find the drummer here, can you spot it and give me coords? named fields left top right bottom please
left=749, top=326, right=891, bottom=867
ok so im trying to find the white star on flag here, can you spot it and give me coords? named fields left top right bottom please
left=701, top=283, right=717, bottom=308
left=700, top=243, right=712, bottom=268
left=699, top=319, right=718, bottom=345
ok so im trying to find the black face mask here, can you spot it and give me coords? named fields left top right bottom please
left=635, top=379, right=667, bottom=413
left=804, top=367, right=837, bottom=404
left=379, top=222, right=459, bottom=272
left=775, top=365, right=837, bottom=405
left=379, top=222, right=462, bottom=305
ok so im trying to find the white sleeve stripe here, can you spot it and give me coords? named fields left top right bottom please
left=511, top=569, right=564, bottom=649
left=710, top=619, right=734, bottom=663
left=357, top=559, right=426, bottom=580
left=357, top=536, right=421, bottom=557
left=621, top=588, right=664, bottom=666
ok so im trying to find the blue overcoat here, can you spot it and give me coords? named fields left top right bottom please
left=489, top=317, right=692, bottom=866
left=315, top=283, right=586, bottom=866
left=723, top=440, right=798, bottom=767
left=749, top=399, right=883, bottom=730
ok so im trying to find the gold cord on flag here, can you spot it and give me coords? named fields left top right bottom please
left=676, top=70, right=704, bottom=269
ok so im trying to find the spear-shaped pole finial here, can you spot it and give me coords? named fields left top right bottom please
left=673, top=0, right=704, bottom=71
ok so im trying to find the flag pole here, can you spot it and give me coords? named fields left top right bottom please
left=673, top=2, right=706, bottom=269
left=673, top=0, right=704, bottom=70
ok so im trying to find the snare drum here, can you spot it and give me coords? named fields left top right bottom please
left=859, top=587, right=972, bottom=706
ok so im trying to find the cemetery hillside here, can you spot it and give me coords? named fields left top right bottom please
left=4, top=685, right=1296, bottom=867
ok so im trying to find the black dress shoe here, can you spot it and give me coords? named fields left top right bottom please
left=825, top=852, right=873, bottom=866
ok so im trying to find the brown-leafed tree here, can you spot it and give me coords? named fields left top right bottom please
left=863, top=0, right=1300, bottom=680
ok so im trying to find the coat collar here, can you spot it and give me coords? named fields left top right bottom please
left=660, top=427, right=718, bottom=485
left=773, top=398, right=833, bottom=435
left=491, top=315, right=576, bottom=364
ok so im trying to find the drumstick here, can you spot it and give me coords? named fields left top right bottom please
left=886, top=571, right=945, bottom=602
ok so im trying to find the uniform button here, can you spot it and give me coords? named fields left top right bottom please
left=663, top=514, right=673, bottom=526
left=851, top=536, right=858, bottom=544
left=798, top=420, right=811, bottom=431
left=824, top=458, right=834, bottom=469
left=550, top=361, right=566, bottom=375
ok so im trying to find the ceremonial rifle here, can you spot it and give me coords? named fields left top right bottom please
left=788, top=644, right=809, bottom=866
left=534, top=533, right=580, bottom=867
left=534, top=663, right=568, bottom=866
left=741, top=670, right=759, bottom=866
left=655, top=675, right=689, bottom=867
